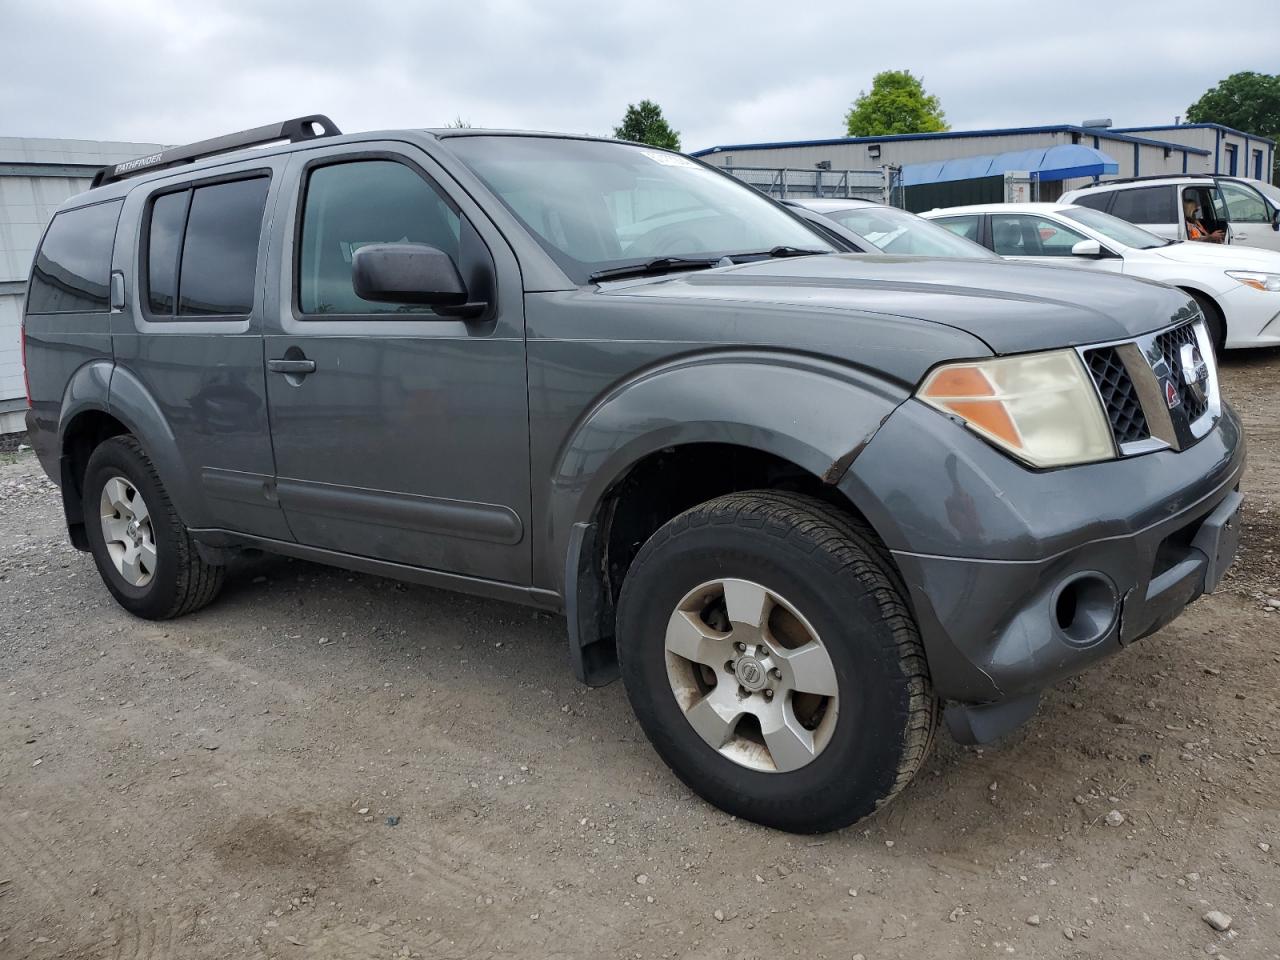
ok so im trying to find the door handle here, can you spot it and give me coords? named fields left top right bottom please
left=268, top=358, right=317, bottom=375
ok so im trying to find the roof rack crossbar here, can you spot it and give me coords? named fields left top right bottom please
left=91, top=114, right=341, bottom=188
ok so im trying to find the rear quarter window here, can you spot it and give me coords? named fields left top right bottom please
left=1069, top=191, right=1111, bottom=213
left=26, top=200, right=124, bottom=314
left=1107, top=186, right=1175, bottom=225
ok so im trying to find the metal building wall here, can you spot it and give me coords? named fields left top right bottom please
left=0, top=138, right=161, bottom=433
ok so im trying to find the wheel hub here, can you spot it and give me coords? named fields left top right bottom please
left=733, top=651, right=771, bottom=691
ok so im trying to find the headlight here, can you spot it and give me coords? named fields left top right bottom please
left=1226, top=270, right=1280, bottom=292
left=918, top=350, right=1115, bottom=468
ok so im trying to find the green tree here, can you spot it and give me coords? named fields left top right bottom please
left=445, top=116, right=473, bottom=129
left=614, top=100, right=681, bottom=150
left=1187, top=71, right=1280, bottom=176
left=845, top=70, right=949, bottom=138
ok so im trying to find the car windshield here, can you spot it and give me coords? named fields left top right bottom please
left=823, top=205, right=995, bottom=258
left=1060, top=206, right=1169, bottom=249
left=446, top=136, right=834, bottom=283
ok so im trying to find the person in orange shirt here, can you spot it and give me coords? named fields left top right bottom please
left=1183, top=195, right=1225, bottom=243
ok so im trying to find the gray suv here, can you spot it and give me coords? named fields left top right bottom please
left=22, top=116, right=1245, bottom=833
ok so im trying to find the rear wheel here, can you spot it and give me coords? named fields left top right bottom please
left=616, top=490, right=938, bottom=833
left=82, top=436, right=224, bottom=619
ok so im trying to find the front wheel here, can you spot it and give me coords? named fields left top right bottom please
left=82, top=435, right=224, bottom=619
left=616, top=491, right=938, bottom=833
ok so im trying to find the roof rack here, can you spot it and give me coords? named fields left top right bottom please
left=91, top=114, right=341, bottom=188
left=1079, top=172, right=1214, bottom=189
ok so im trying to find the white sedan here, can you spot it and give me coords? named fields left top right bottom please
left=922, top=202, right=1280, bottom=351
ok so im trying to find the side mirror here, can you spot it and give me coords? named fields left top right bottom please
left=352, top=243, right=485, bottom=315
left=1272, top=207, right=1279, bottom=230
left=1071, top=238, right=1104, bottom=258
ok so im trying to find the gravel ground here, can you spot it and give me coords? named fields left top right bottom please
left=1, top=351, right=1278, bottom=960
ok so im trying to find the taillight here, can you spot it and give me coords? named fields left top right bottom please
left=20, top=322, right=32, bottom=407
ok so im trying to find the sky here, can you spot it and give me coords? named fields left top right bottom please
left=2, top=0, right=1276, bottom=153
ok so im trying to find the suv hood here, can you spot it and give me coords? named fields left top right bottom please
left=1151, top=239, right=1280, bottom=269
left=604, top=255, right=1195, bottom=354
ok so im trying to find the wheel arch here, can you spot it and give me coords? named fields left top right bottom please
left=549, top=355, right=910, bottom=686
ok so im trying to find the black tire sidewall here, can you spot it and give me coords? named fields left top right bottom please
left=82, top=439, right=183, bottom=618
left=618, top=514, right=916, bottom=832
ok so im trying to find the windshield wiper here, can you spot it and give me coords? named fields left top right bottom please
left=730, top=245, right=831, bottom=260
left=589, top=257, right=724, bottom=283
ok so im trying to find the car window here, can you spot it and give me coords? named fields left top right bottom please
left=990, top=215, right=1089, bottom=257
left=1107, top=186, right=1175, bottom=225
left=1218, top=181, right=1271, bottom=223
left=27, top=200, right=123, bottom=314
left=1069, top=191, right=1111, bottom=213
left=446, top=136, right=832, bottom=283
left=298, top=160, right=462, bottom=316
left=143, top=177, right=270, bottom=319
left=146, top=191, right=187, bottom=315
left=825, top=206, right=992, bottom=258
left=933, top=214, right=982, bottom=242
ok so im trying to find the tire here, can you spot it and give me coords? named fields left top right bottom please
left=1187, top=290, right=1226, bottom=356
left=616, top=490, right=938, bottom=833
left=82, top=435, right=224, bottom=619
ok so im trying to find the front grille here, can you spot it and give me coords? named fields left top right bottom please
left=1078, top=320, right=1218, bottom=457
left=1154, top=323, right=1209, bottom=422
left=1085, top=347, right=1149, bottom=445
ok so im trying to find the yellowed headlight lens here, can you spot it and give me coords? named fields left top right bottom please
left=918, top=350, right=1116, bottom=468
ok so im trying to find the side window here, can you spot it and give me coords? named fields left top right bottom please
left=1108, top=187, right=1175, bottom=224
left=27, top=200, right=123, bottom=314
left=298, top=160, right=461, bottom=316
left=1218, top=181, right=1271, bottom=223
left=1070, top=191, right=1111, bottom=212
left=934, top=215, right=982, bottom=243
left=991, top=215, right=1088, bottom=257
left=144, top=176, right=270, bottom=319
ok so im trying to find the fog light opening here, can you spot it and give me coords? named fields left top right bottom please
left=1052, top=573, right=1119, bottom=647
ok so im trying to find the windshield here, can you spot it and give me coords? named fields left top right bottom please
left=823, top=204, right=995, bottom=258
left=1060, top=206, right=1169, bottom=249
left=446, top=136, right=833, bottom=283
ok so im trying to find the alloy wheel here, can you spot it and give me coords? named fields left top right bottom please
left=664, top=578, right=839, bottom=773
left=99, top=475, right=157, bottom=588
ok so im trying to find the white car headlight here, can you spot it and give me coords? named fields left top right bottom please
left=917, top=350, right=1115, bottom=468
left=1226, top=270, right=1280, bottom=292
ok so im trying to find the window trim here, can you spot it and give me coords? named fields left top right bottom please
left=138, top=168, right=273, bottom=323
left=290, top=150, right=465, bottom=323
left=25, top=196, right=125, bottom=316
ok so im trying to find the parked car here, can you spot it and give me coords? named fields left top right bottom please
left=23, top=118, right=1245, bottom=833
left=924, top=202, right=1280, bottom=351
left=1061, top=174, right=1280, bottom=252
left=784, top=198, right=997, bottom=258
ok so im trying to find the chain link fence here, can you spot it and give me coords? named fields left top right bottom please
left=720, top=165, right=904, bottom=206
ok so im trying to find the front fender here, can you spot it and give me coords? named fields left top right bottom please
left=546, top=350, right=910, bottom=594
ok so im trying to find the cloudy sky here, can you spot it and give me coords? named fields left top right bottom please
left=3, top=0, right=1275, bottom=152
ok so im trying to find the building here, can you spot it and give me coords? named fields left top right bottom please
left=1111, top=124, right=1275, bottom=182
left=691, top=123, right=1275, bottom=212
left=0, top=137, right=161, bottom=434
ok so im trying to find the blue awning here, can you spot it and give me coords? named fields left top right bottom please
left=900, top=144, right=1119, bottom=186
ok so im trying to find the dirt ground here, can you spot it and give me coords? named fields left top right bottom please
left=1, top=352, right=1277, bottom=960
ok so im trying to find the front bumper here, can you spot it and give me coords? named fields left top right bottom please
left=1221, top=283, right=1280, bottom=348
left=841, top=396, right=1246, bottom=708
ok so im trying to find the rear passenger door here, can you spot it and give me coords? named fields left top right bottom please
left=261, top=144, right=531, bottom=585
left=112, top=163, right=291, bottom=540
